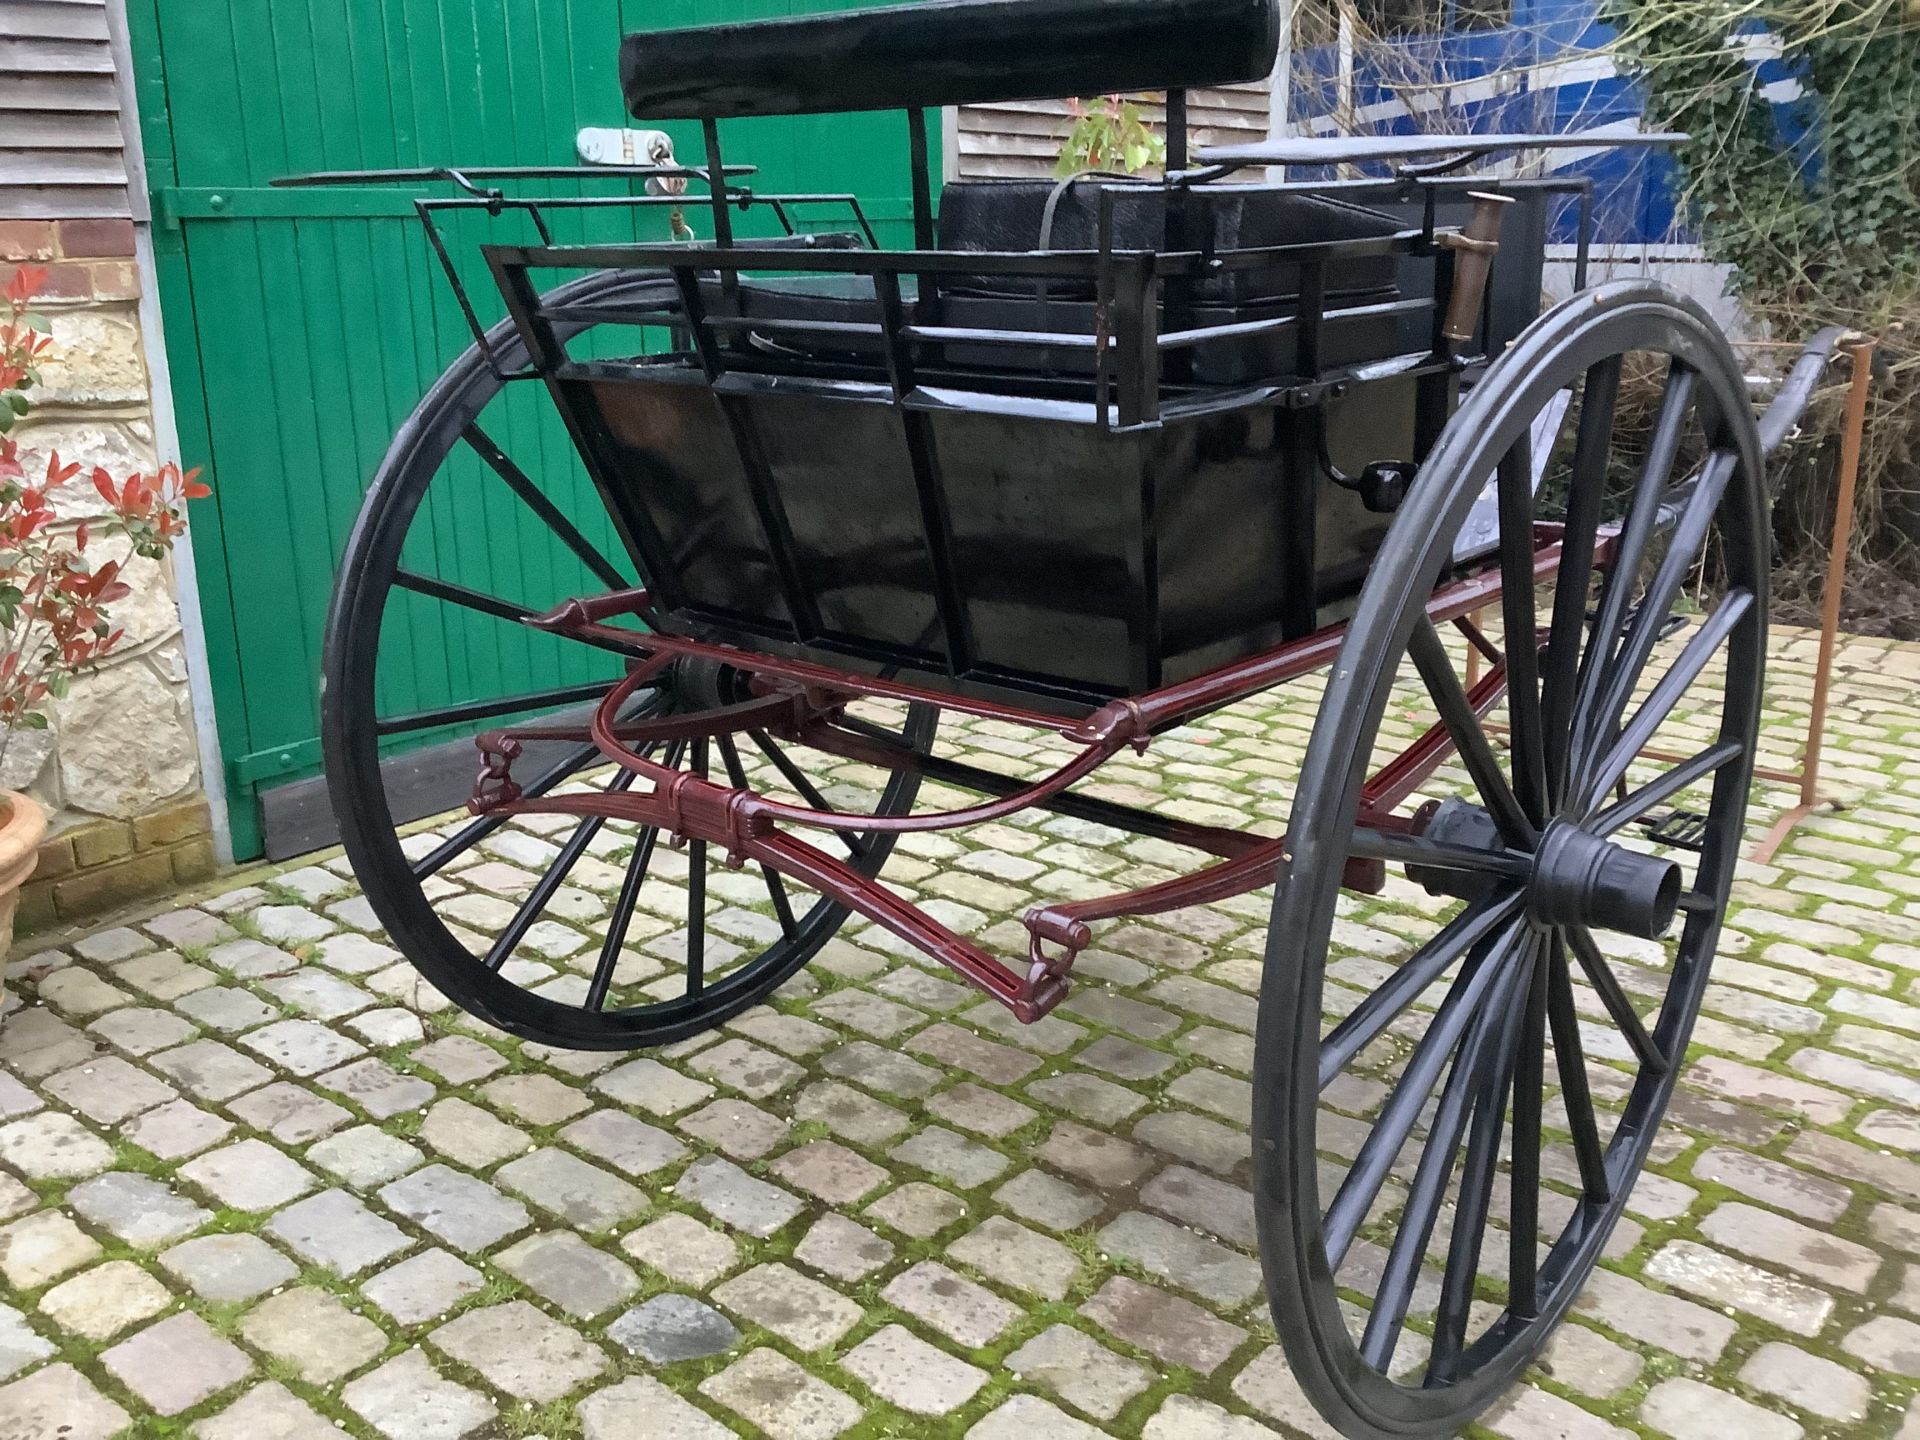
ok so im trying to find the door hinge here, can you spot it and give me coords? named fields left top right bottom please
left=230, top=737, right=321, bottom=787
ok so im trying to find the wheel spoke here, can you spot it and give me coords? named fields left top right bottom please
left=584, top=740, right=686, bottom=1012
left=1506, top=943, right=1548, bottom=1322
left=1323, top=915, right=1529, bottom=1268
left=395, top=569, right=536, bottom=625
left=1590, top=739, right=1744, bottom=838
left=1319, top=890, right=1525, bottom=1087
left=1407, top=618, right=1533, bottom=846
left=482, top=769, right=638, bottom=972
left=375, top=679, right=618, bottom=738
left=1581, top=449, right=1736, bottom=771
left=1546, top=936, right=1611, bottom=1201
left=1540, top=355, right=1622, bottom=805
left=748, top=730, right=868, bottom=859
left=1361, top=941, right=1534, bottom=1370
left=764, top=866, right=798, bottom=937
left=1564, top=923, right=1668, bottom=1073
left=1581, top=589, right=1753, bottom=813
left=718, top=736, right=800, bottom=938
left=686, top=739, right=709, bottom=997
left=1427, top=940, right=1535, bottom=1381
left=1570, top=365, right=1696, bottom=760
left=1345, top=828, right=1531, bottom=879
left=465, top=423, right=631, bottom=591
left=395, top=569, right=645, bottom=659
left=1495, top=437, right=1548, bottom=824
left=411, top=742, right=604, bottom=880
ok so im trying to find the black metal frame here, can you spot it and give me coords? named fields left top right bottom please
left=279, top=123, right=1609, bottom=437
left=275, top=163, right=881, bottom=380
left=276, top=114, right=1605, bottom=721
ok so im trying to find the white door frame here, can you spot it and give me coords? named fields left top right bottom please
left=107, top=0, right=236, bottom=865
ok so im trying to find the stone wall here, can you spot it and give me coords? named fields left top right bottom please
left=0, top=217, right=213, bottom=930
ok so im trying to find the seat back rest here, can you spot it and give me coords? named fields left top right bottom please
left=621, top=0, right=1280, bottom=120
left=936, top=181, right=1404, bottom=305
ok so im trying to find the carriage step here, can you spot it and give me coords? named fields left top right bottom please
left=1640, top=809, right=1710, bottom=851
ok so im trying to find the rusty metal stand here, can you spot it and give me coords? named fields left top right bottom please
left=1462, top=340, right=1878, bottom=865
left=1749, top=335, right=1877, bottom=863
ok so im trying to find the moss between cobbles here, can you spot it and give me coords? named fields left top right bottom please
left=500, top=1396, right=586, bottom=1438
left=11, top=647, right=1919, bottom=1438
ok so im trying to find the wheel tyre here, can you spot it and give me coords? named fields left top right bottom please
left=322, top=270, right=933, bottom=1049
left=1255, top=281, right=1767, bottom=1437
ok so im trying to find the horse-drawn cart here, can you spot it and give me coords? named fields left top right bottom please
left=300, top=1, right=1840, bottom=1432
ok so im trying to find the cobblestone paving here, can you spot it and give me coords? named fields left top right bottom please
left=0, top=626, right=1917, bottom=1439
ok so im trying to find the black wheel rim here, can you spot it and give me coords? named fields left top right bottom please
left=1256, top=282, right=1767, bottom=1438
left=322, top=271, right=934, bottom=1050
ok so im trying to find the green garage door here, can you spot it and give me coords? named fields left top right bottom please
left=125, top=0, right=934, bottom=859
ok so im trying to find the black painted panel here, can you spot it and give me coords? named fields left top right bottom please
left=622, top=0, right=1280, bottom=119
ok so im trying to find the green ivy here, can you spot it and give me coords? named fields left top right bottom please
left=1606, top=0, right=1918, bottom=609
left=1606, top=0, right=1919, bottom=307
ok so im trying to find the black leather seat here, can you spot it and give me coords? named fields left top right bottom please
left=935, top=179, right=1405, bottom=381
left=935, top=179, right=1403, bottom=306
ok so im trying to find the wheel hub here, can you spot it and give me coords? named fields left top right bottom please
left=1406, top=796, right=1504, bottom=902
left=1528, top=820, right=1682, bottom=939
left=1408, top=800, right=1684, bottom=940
left=671, top=655, right=755, bottom=710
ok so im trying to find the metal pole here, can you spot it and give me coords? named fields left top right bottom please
left=1799, top=336, right=1874, bottom=807
left=1749, top=334, right=1875, bottom=863
left=1265, top=0, right=1294, bottom=185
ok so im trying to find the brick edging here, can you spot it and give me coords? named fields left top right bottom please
left=18, top=796, right=217, bottom=934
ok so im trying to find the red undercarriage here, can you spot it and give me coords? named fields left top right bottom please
left=469, top=529, right=1568, bottom=1021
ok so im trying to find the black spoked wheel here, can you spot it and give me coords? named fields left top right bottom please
left=322, top=271, right=935, bottom=1050
left=1257, top=282, right=1766, bottom=1437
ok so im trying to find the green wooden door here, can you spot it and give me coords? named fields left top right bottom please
left=126, top=0, right=933, bottom=859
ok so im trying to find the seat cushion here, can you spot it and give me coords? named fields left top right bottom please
left=935, top=179, right=1404, bottom=305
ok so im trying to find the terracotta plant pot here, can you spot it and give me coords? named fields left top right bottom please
left=0, top=791, right=47, bottom=986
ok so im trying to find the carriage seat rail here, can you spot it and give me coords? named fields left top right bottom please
left=1192, top=130, right=1689, bottom=179
left=273, top=164, right=883, bottom=380
left=273, top=163, right=758, bottom=190
left=484, top=220, right=1443, bottom=431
